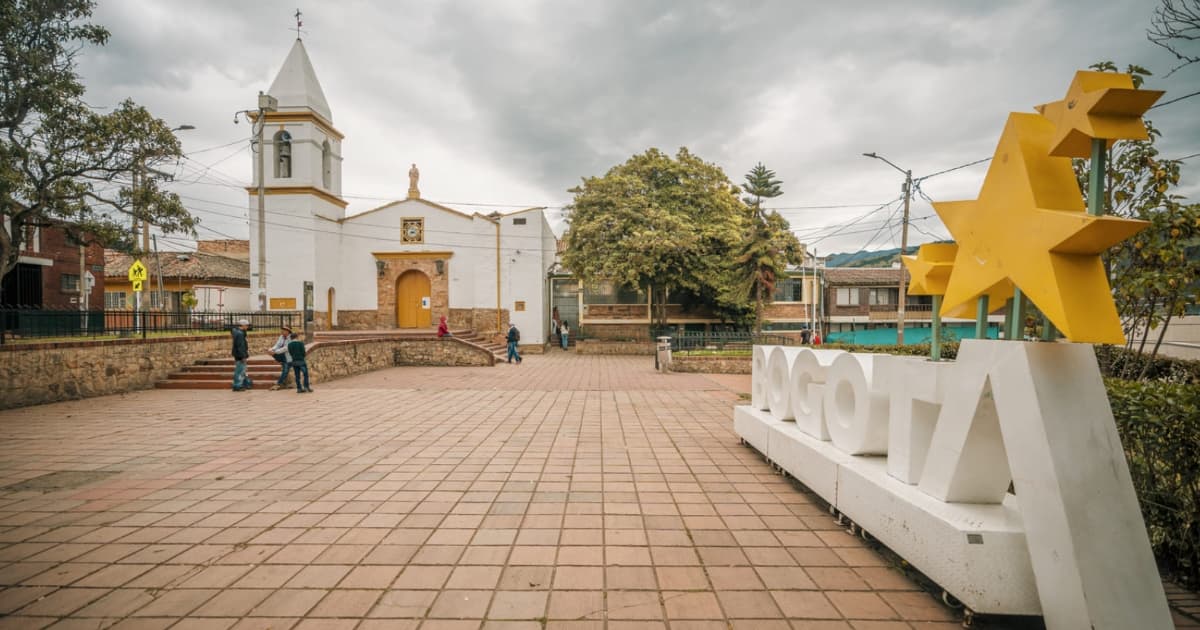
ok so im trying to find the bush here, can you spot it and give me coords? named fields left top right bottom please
left=1107, top=378, right=1200, bottom=587
left=1095, top=344, right=1200, bottom=384
left=820, top=341, right=959, bottom=360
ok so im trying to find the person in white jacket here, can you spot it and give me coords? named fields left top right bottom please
left=267, top=325, right=292, bottom=390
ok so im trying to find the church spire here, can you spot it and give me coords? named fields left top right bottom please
left=267, top=37, right=332, bottom=122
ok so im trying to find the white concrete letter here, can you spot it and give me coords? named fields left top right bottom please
left=823, top=353, right=891, bottom=455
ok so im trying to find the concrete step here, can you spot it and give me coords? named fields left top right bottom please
left=167, top=371, right=280, bottom=381
left=155, top=379, right=268, bottom=390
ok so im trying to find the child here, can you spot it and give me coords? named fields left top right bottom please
left=287, top=333, right=313, bottom=393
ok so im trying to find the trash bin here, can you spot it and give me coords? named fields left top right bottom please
left=656, top=336, right=672, bottom=373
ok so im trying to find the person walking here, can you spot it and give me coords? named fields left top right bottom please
left=287, top=333, right=313, bottom=393
left=506, top=323, right=522, bottom=364
left=231, top=319, right=252, bottom=391
left=560, top=320, right=570, bottom=350
left=267, top=325, right=292, bottom=390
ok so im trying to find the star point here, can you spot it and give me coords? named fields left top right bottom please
left=1037, top=70, right=1164, bottom=158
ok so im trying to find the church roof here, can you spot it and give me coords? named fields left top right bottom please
left=268, top=39, right=333, bottom=121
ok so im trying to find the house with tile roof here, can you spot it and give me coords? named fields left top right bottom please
left=104, top=243, right=250, bottom=312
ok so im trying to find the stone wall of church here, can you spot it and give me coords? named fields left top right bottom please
left=449, top=308, right=509, bottom=334
left=305, top=336, right=493, bottom=382
left=332, top=310, right=379, bottom=330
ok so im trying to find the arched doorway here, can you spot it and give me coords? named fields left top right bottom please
left=396, top=270, right=432, bottom=328
left=327, top=287, right=337, bottom=328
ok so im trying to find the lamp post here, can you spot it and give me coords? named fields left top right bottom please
left=236, top=93, right=278, bottom=311
left=863, top=152, right=913, bottom=345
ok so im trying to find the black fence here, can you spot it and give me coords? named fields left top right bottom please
left=668, top=330, right=802, bottom=353
left=0, top=308, right=301, bottom=344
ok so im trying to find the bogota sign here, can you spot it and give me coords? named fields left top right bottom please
left=737, top=72, right=1171, bottom=629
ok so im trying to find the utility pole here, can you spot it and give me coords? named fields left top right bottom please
left=153, top=235, right=165, bottom=310
left=897, top=170, right=912, bottom=345
left=863, top=152, right=913, bottom=345
left=241, top=92, right=278, bottom=312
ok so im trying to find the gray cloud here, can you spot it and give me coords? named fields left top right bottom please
left=73, top=0, right=1199, bottom=253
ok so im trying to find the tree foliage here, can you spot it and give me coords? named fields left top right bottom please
left=0, top=0, right=197, bottom=290
left=1148, top=0, right=1200, bottom=75
left=563, top=148, right=747, bottom=328
left=1078, top=62, right=1200, bottom=378
left=730, top=163, right=803, bottom=331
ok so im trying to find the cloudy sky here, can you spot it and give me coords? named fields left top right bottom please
left=77, top=0, right=1198, bottom=255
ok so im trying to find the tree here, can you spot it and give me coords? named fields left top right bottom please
left=563, top=148, right=746, bottom=330
left=731, top=163, right=803, bottom=332
left=0, top=0, right=197, bottom=295
left=1077, top=62, right=1200, bottom=379
left=1148, top=0, right=1200, bottom=75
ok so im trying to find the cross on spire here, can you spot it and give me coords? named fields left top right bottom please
left=294, top=8, right=303, bottom=40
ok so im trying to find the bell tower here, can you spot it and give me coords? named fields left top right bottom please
left=248, top=37, right=346, bottom=313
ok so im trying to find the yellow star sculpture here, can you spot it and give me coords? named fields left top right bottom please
left=903, top=243, right=1010, bottom=319
left=934, top=112, right=1147, bottom=344
left=1035, top=70, right=1164, bottom=158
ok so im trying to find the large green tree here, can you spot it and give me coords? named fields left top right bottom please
left=1078, top=62, right=1200, bottom=378
left=732, top=163, right=803, bottom=332
left=563, top=147, right=746, bottom=329
left=0, top=0, right=196, bottom=294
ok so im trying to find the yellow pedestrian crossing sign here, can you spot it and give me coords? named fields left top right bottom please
left=128, top=259, right=148, bottom=282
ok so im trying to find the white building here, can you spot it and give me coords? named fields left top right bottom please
left=247, top=39, right=557, bottom=344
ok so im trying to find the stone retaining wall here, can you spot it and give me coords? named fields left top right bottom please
left=306, top=336, right=493, bottom=382
left=670, top=354, right=752, bottom=374
left=0, top=332, right=276, bottom=410
left=575, top=340, right=656, bottom=355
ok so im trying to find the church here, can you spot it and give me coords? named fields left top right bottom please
left=247, top=39, right=557, bottom=345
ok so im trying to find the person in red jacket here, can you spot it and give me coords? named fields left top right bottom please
left=812, top=331, right=822, bottom=346
left=437, top=315, right=451, bottom=338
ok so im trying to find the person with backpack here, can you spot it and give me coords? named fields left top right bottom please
left=506, top=323, right=522, bottom=364
left=287, top=333, right=313, bottom=393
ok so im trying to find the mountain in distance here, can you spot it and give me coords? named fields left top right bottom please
left=824, top=245, right=919, bottom=268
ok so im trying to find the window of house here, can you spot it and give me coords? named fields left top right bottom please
left=321, top=140, right=331, bottom=188
left=104, top=291, right=127, bottom=309
left=274, top=130, right=292, bottom=178
left=583, top=280, right=648, bottom=305
left=869, top=288, right=898, bottom=305
left=773, top=278, right=803, bottom=302
left=60, top=273, right=80, bottom=292
left=836, top=287, right=859, bottom=305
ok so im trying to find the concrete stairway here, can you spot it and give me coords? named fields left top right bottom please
left=454, top=330, right=507, bottom=361
left=156, top=357, right=284, bottom=390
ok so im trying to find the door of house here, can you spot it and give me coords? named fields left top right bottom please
left=396, top=270, right=431, bottom=328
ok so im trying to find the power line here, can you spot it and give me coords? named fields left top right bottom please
left=1149, top=89, right=1200, bottom=109
left=914, top=157, right=992, bottom=183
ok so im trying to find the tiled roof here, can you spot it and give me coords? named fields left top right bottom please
left=104, top=250, right=250, bottom=285
left=823, top=267, right=909, bottom=286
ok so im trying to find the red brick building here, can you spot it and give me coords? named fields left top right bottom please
left=0, top=223, right=105, bottom=309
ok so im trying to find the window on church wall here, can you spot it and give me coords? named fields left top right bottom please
left=274, top=130, right=292, bottom=179
left=321, top=140, right=331, bottom=189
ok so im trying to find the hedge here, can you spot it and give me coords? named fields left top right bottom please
left=1107, top=378, right=1200, bottom=587
left=1094, top=344, right=1200, bottom=384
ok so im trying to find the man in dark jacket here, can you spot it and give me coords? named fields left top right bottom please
left=231, top=319, right=252, bottom=391
left=506, top=323, right=522, bottom=364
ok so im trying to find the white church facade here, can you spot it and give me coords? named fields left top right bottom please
left=247, top=39, right=556, bottom=344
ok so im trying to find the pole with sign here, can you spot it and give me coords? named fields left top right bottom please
left=129, top=259, right=148, bottom=336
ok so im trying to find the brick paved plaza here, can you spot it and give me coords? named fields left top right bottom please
left=0, top=353, right=966, bottom=629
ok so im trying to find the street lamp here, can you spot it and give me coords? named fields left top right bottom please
left=863, top=152, right=913, bottom=345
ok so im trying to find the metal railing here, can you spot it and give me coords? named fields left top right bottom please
left=0, top=307, right=301, bottom=344
left=668, top=330, right=803, bottom=353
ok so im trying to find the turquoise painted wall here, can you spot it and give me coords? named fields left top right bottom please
left=826, top=323, right=1000, bottom=345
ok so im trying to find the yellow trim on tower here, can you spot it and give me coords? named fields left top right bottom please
left=246, top=186, right=349, bottom=209
left=247, top=110, right=344, bottom=140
